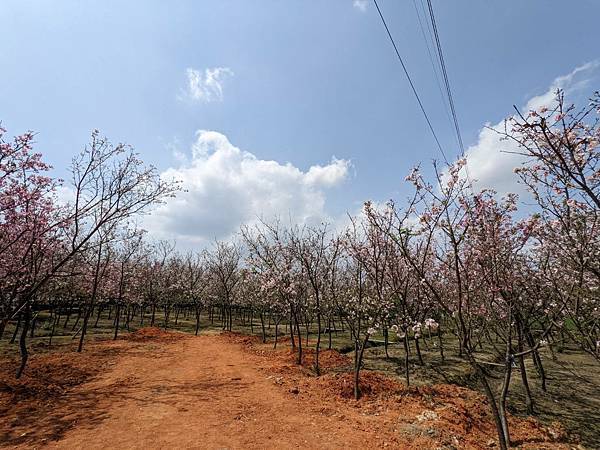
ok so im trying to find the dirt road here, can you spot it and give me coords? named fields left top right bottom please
left=30, top=333, right=389, bottom=449
left=1, top=330, right=568, bottom=449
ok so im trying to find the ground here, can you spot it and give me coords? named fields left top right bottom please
left=0, top=328, right=576, bottom=449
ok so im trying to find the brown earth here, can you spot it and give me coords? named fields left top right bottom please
left=0, top=328, right=574, bottom=449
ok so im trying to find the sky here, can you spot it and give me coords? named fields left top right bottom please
left=2, top=0, right=600, bottom=247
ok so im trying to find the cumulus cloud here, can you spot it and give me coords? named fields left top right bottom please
left=353, top=0, right=368, bottom=12
left=457, top=61, right=600, bottom=198
left=182, top=67, right=234, bottom=103
left=145, top=131, right=350, bottom=246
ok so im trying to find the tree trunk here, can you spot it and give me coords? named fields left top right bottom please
left=315, top=310, right=322, bottom=376
left=415, top=337, right=424, bottom=365
left=498, top=355, right=513, bottom=447
left=63, top=302, right=73, bottom=329
left=383, top=328, right=389, bottom=359
left=403, top=334, right=410, bottom=387
left=438, top=326, right=445, bottom=361
left=294, top=312, right=303, bottom=365
left=260, top=313, right=266, bottom=343
left=113, top=302, right=121, bottom=340
left=526, top=330, right=547, bottom=392
left=16, top=307, right=31, bottom=379
left=517, top=328, right=535, bottom=414
left=10, top=314, right=21, bottom=344
left=71, top=308, right=81, bottom=331
left=354, top=334, right=369, bottom=400
left=77, top=302, right=93, bottom=353
left=29, top=313, right=37, bottom=338
left=195, top=305, right=201, bottom=336
left=49, top=312, right=59, bottom=346
left=480, top=362, right=508, bottom=450
left=94, top=305, right=102, bottom=327
left=289, top=311, right=296, bottom=349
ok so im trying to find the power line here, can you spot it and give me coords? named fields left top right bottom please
left=411, top=0, right=454, bottom=139
left=425, top=0, right=464, bottom=157
left=424, top=0, right=473, bottom=188
left=372, top=0, right=449, bottom=164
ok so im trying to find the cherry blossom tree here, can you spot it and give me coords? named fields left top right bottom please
left=507, top=90, right=600, bottom=359
left=207, top=240, right=241, bottom=332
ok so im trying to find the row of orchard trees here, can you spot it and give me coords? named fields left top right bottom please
left=0, top=127, right=180, bottom=376
left=1, top=91, right=598, bottom=449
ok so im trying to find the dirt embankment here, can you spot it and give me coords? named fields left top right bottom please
left=0, top=328, right=572, bottom=449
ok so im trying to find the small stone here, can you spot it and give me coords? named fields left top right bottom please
left=416, top=410, right=439, bottom=422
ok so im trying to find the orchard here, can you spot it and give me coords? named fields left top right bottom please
left=1, top=90, right=599, bottom=449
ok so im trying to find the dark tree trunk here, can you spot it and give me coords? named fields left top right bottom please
left=471, top=357, right=509, bottom=450
left=315, top=310, right=322, bottom=376
left=327, top=318, right=332, bottom=350
left=294, top=312, right=303, bottom=365
left=29, top=313, right=37, bottom=338
left=518, top=352, right=535, bottom=415
left=383, top=328, right=390, bottom=359
left=113, top=302, right=121, bottom=340
left=516, top=323, right=535, bottom=414
left=195, top=305, right=201, bottom=336
left=437, top=326, right=445, bottom=361
left=94, top=305, right=102, bottom=327
left=125, top=305, right=132, bottom=331
left=260, top=313, right=266, bottom=343
left=415, top=337, right=424, bottom=365
left=16, top=307, right=31, bottom=379
left=526, top=330, right=547, bottom=392
left=71, top=308, right=82, bottom=331
left=63, top=301, right=74, bottom=329
left=77, top=303, right=93, bottom=353
left=274, top=319, right=280, bottom=349
left=289, top=311, right=296, bottom=349
left=10, top=315, right=21, bottom=344
left=353, top=334, right=369, bottom=400
left=49, top=312, right=59, bottom=346
left=498, top=355, right=513, bottom=447
left=403, top=333, right=410, bottom=387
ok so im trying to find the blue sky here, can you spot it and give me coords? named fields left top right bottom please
left=2, top=0, right=600, bottom=245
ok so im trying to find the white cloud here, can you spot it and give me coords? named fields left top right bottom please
left=525, top=61, right=600, bottom=112
left=305, top=157, right=349, bottom=187
left=145, top=131, right=350, bottom=247
left=182, top=67, right=234, bottom=103
left=353, top=0, right=368, bottom=12
left=458, top=61, right=600, bottom=198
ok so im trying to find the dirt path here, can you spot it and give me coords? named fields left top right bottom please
left=33, top=334, right=388, bottom=449
left=1, top=330, right=570, bottom=449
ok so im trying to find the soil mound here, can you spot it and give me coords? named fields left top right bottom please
left=122, top=327, right=183, bottom=342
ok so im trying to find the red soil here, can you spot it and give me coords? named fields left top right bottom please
left=0, top=329, right=572, bottom=449
left=121, top=326, right=182, bottom=342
